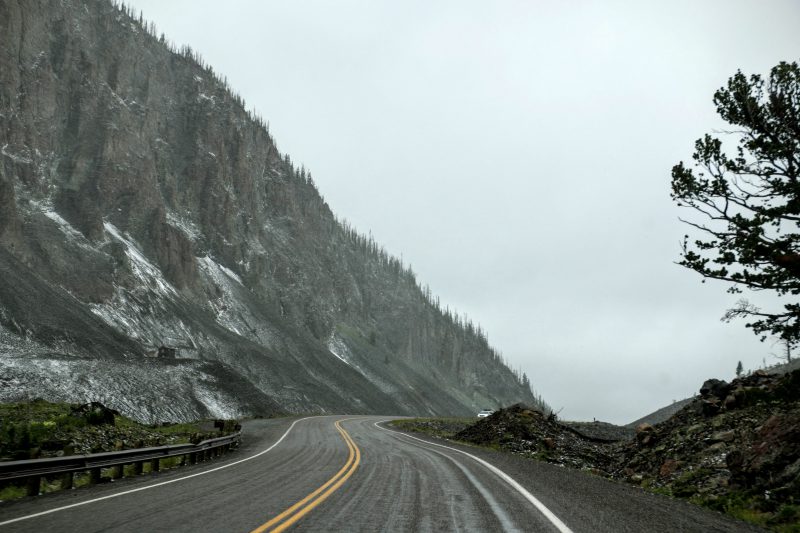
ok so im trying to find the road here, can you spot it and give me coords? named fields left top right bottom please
left=0, top=416, right=762, bottom=532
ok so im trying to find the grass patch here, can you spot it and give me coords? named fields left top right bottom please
left=684, top=489, right=800, bottom=532
left=0, top=484, right=26, bottom=501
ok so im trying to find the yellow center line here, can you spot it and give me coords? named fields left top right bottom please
left=252, top=423, right=355, bottom=532
left=251, top=419, right=361, bottom=533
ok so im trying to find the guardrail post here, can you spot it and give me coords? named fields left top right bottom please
left=150, top=458, right=160, bottom=473
left=60, top=472, right=74, bottom=490
left=25, top=476, right=40, bottom=496
left=89, top=467, right=101, bottom=485
left=60, top=444, right=75, bottom=489
left=112, top=442, right=124, bottom=479
left=134, top=461, right=144, bottom=475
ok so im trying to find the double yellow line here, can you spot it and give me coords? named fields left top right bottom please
left=251, top=419, right=361, bottom=533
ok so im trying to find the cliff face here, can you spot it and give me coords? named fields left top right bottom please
left=0, top=0, right=545, bottom=422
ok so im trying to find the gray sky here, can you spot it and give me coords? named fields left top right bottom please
left=126, top=0, right=800, bottom=424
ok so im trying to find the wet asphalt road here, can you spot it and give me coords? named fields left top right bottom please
left=0, top=416, right=763, bottom=532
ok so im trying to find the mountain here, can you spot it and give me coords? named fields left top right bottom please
left=625, top=397, right=695, bottom=429
left=0, top=0, right=547, bottom=422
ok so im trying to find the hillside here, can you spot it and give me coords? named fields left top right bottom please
left=0, top=0, right=546, bottom=422
left=626, top=397, right=695, bottom=429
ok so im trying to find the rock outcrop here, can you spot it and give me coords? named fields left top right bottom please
left=613, top=370, right=800, bottom=530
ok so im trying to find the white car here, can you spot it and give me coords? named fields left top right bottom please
left=477, top=409, right=494, bottom=418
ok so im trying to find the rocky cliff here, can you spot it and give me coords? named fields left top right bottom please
left=0, top=0, right=545, bottom=422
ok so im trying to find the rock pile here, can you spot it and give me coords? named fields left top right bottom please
left=454, top=404, right=617, bottom=473
left=612, top=369, right=800, bottom=525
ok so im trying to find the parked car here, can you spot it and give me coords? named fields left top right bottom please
left=477, top=409, right=494, bottom=418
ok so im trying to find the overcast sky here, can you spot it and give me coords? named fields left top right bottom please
left=126, top=0, right=800, bottom=424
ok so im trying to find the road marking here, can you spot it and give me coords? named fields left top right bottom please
left=251, top=419, right=361, bottom=533
left=0, top=417, right=314, bottom=528
left=395, top=435, right=519, bottom=531
left=375, top=421, right=574, bottom=533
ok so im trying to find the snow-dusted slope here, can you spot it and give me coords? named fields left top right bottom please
left=0, top=0, right=547, bottom=421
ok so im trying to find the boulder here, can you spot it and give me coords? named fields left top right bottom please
left=723, top=394, right=737, bottom=410
left=711, top=429, right=736, bottom=443
left=659, top=459, right=682, bottom=477
left=700, top=379, right=731, bottom=399
left=699, top=398, right=721, bottom=417
left=635, top=423, right=655, bottom=445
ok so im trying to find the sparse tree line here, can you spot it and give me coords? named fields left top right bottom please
left=111, top=1, right=270, bottom=136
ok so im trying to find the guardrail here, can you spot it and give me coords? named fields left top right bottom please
left=0, top=431, right=241, bottom=497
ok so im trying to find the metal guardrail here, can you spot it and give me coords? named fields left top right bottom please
left=0, top=431, right=242, bottom=496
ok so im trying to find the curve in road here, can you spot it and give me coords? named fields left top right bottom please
left=0, top=415, right=764, bottom=532
left=252, top=419, right=361, bottom=533
left=374, top=421, right=572, bottom=533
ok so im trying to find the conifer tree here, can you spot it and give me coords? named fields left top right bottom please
left=672, top=61, right=800, bottom=344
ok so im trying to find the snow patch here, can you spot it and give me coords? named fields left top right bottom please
left=193, top=382, right=243, bottom=419
left=327, top=333, right=399, bottom=395
left=1, top=144, right=32, bottom=164
left=24, top=199, right=96, bottom=251
left=103, top=222, right=177, bottom=297
left=88, top=223, right=202, bottom=351
left=166, top=211, right=203, bottom=242
left=197, top=256, right=261, bottom=339
left=42, top=209, right=84, bottom=240
left=219, top=263, right=242, bottom=285
left=199, top=255, right=242, bottom=286
left=328, top=335, right=356, bottom=369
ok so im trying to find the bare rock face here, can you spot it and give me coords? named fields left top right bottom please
left=147, top=207, right=197, bottom=289
left=0, top=173, right=21, bottom=247
left=0, top=0, right=546, bottom=422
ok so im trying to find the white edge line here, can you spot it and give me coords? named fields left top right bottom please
left=375, top=420, right=574, bottom=533
left=0, top=416, right=314, bottom=527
